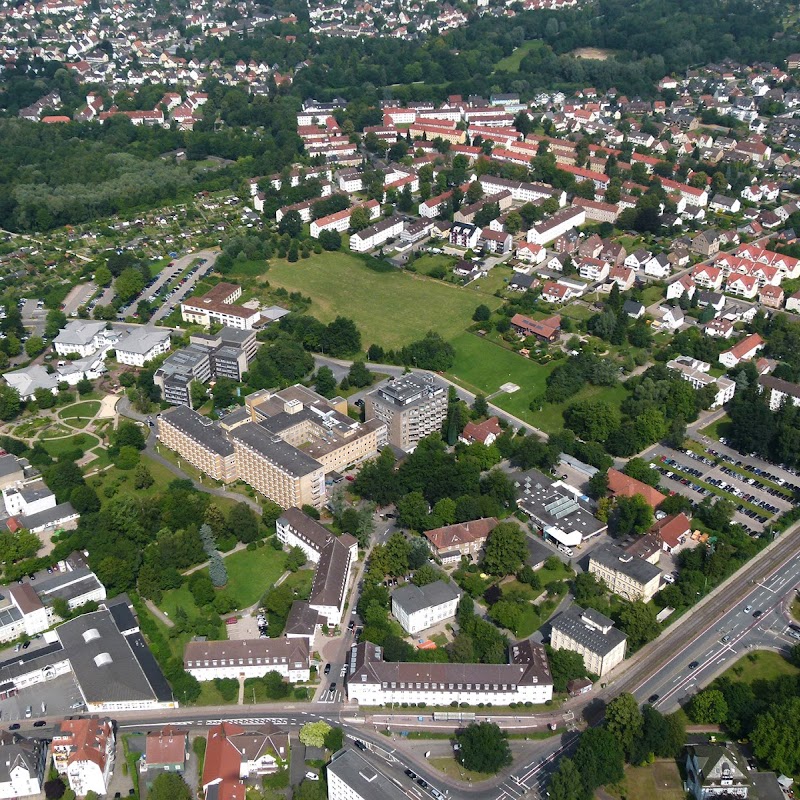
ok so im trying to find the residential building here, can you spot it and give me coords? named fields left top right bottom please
left=184, top=638, right=309, bottom=682
left=391, top=580, right=460, bottom=635
left=2, top=481, right=55, bottom=518
left=685, top=743, right=751, bottom=800
left=449, top=222, right=481, bottom=249
left=578, top=257, right=610, bottom=282
left=400, top=219, right=433, bottom=244
left=759, top=374, right=800, bottom=410
left=346, top=639, right=553, bottom=706
left=608, top=266, right=635, bottom=291
left=365, top=373, right=447, bottom=452
left=140, top=727, right=188, bottom=786
left=509, top=314, right=561, bottom=342
left=202, top=722, right=289, bottom=800
left=644, top=254, right=671, bottom=278
left=188, top=327, right=259, bottom=382
left=549, top=605, right=627, bottom=677
left=328, top=749, right=408, bottom=800
left=423, top=518, right=498, bottom=565
left=276, top=508, right=358, bottom=625
left=607, top=468, right=666, bottom=508
left=181, top=282, right=261, bottom=330
left=649, top=513, right=692, bottom=553
left=459, top=417, right=502, bottom=446
left=527, top=207, right=586, bottom=246
left=0, top=732, right=48, bottom=799
left=623, top=300, right=645, bottom=319
left=0, top=455, right=24, bottom=491
left=115, top=327, right=172, bottom=366
left=157, top=405, right=237, bottom=483
left=51, top=717, right=115, bottom=798
left=759, top=284, right=784, bottom=308
left=667, top=357, right=736, bottom=408
left=350, top=216, right=404, bottom=252
left=691, top=230, right=721, bottom=257
left=588, top=544, right=663, bottom=602
left=479, top=175, right=565, bottom=206
left=53, top=321, right=113, bottom=358
left=719, top=333, right=765, bottom=368
left=705, top=318, right=735, bottom=338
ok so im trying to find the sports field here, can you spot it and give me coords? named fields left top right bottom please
left=266, top=252, right=501, bottom=350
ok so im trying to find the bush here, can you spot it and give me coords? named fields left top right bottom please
left=214, top=678, right=239, bottom=702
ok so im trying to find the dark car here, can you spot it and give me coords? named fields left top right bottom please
left=354, top=740, right=367, bottom=751
left=348, top=620, right=355, bottom=631
left=417, top=778, right=429, bottom=789
left=647, top=694, right=659, bottom=704
left=33, top=721, right=46, bottom=728
left=324, top=664, right=331, bottom=675
left=688, top=661, right=699, bottom=670
left=329, top=683, right=336, bottom=693
left=753, top=610, right=762, bottom=618
left=21, top=641, right=29, bottom=649
left=8, top=724, right=19, bottom=730
left=405, top=770, right=418, bottom=779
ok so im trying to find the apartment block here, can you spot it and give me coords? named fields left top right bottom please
left=365, top=373, right=447, bottom=451
left=230, top=423, right=327, bottom=510
left=153, top=344, right=212, bottom=408
left=346, top=639, right=553, bottom=706
left=181, top=282, right=261, bottom=330
left=184, top=638, right=309, bottom=682
left=588, top=544, right=662, bottom=603
left=549, top=605, right=627, bottom=677
left=157, top=406, right=237, bottom=483
left=391, top=580, right=460, bottom=635
left=327, top=749, right=408, bottom=800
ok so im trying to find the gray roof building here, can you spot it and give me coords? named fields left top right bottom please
left=230, top=422, right=323, bottom=478
left=327, top=748, right=408, bottom=800
left=115, top=327, right=171, bottom=355
left=159, top=404, right=234, bottom=458
left=391, top=580, right=459, bottom=616
left=550, top=605, right=627, bottom=658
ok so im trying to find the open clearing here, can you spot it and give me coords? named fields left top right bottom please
left=604, top=760, right=684, bottom=800
left=494, top=40, right=541, bottom=72
left=266, top=252, right=500, bottom=350
left=570, top=47, right=615, bottom=60
left=719, top=650, right=798, bottom=685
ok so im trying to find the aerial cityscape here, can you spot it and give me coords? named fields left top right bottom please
left=1, top=0, right=800, bottom=797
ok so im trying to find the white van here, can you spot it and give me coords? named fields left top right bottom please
left=24, top=706, right=32, bottom=718
left=557, top=544, right=574, bottom=557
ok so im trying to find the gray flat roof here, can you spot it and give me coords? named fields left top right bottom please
left=116, top=327, right=170, bottom=355
left=230, top=422, right=322, bottom=477
left=19, top=502, right=78, bottom=532
left=327, top=749, right=409, bottom=800
left=370, top=372, right=445, bottom=407
left=159, top=405, right=234, bottom=457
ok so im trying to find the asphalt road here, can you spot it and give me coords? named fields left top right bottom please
left=149, top=250, right=218, bottom=323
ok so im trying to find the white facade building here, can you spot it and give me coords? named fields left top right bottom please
left=327, top=749, right=408, bottom=800
left=115, top=328, right=172, bottom=366
left=183, top=639, right=309, bottom=682
left=391, top=580, right=459, bottom=635
left=2, top=481, right=55, bottom=518
left=346, top=640, right=553, bottom=706
left=0, top=734, right=47, bottom=799
left=349, top=217, right=404, bottom=252
left=53, top=321, right=112, bottom=358
left=527, top=207, right=586, bottom=246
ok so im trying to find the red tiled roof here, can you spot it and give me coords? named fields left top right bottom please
left=424, top=518, right=498, bottom=552
left=461, top=417, right=502, bottom=445
left=650, top=513, right=691, bottom=548
left=607, top=468, right=666, bottom=508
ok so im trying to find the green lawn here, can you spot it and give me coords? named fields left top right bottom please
left=446, top=331, right=555, bottom=398
left=413, top=254, right=456, bottom=276
left=494, top=40, right=542, bottom=72
left=529, top=382, right=628, bottom=436
left=604, top=761, right=685, bottom=800
left=226, top=259, right=269, bottom=278
left=59, top=401, right=101, bottom=419
left=428, top=756, right=493, bottom=783
left=639, top=285, right=665, bottom=306
left=42, top=432, right=100, bottom=457
left=700, top=414, right=733, bottom=441
left=720, top=650, right=799, bottom=685
left=560, top=303, right=595, bottom=322
left=266, top=252, right=500, bottom=350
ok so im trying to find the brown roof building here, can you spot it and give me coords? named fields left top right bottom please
left=510, top=313, right=561, bottom=342
left=184, top=638, right=309, bottom=683
left=607, top=469, right=666, bottom=509
left=181, top=282, right=261, bottom=330
left=424, top=518, right=498, bottom=564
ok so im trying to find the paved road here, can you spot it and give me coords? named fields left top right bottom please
left=149, top=250, right=218, bottom=323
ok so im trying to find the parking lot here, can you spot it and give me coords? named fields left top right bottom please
left=648, top=443, right=796, bottom=534
left=0, top=671, right=84, bottom=724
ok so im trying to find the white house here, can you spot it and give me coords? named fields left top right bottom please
left=578, top=258, right=610, bottom=282
left=659, top=306, right=684, bottom=331
left=346, top=639, right=553, bottom=706
left=644, top=254, right=671, bottom=279
left=183, top=638, right=310, bottom=682
left=349, top=216, right=404, bottom=252
left=52, top=717, right=115, bottom=799
left=391, top=580, right=459, bottom=635
left=719, top=333, right=765, bottom=368
left=114, top=328, right=172, bottom=367
left=527, top=207, right=586, bottom=246
left=516, top=242, right=546, bottom=264
left=2, top=481, right=55, bottom=518
left=53, top=321, right=112, bottom=358
left=0, top=734, right=48, bottom=799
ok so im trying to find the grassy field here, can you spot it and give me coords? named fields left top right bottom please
left=413, top=254, right=456, bottom=276
left=59, top=401, right=101, bottom=419
left=428, top=756, right=494, bottom=783
left=700, top=414, right=733, bottom=441
left=793, top=599, right=800, bottom=623
left=226, top=259, right=268, bottom=278
left=42, top=432, right=100, bottom=458
left=719, top=650, right=799, bottom=685
left=603, top=760, right=684, bottom=800
left=265, top=252, right=500, bottom=350
left=494, top=40, right=541, bottom=72
left=446, top=331, right=555, bottom=398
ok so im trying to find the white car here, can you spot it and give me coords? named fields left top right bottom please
left=305, top=772, right=319, bottom=781
left=743, top=605, right=753, bottom=613
left=662, top=574, right=675, bottom=584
